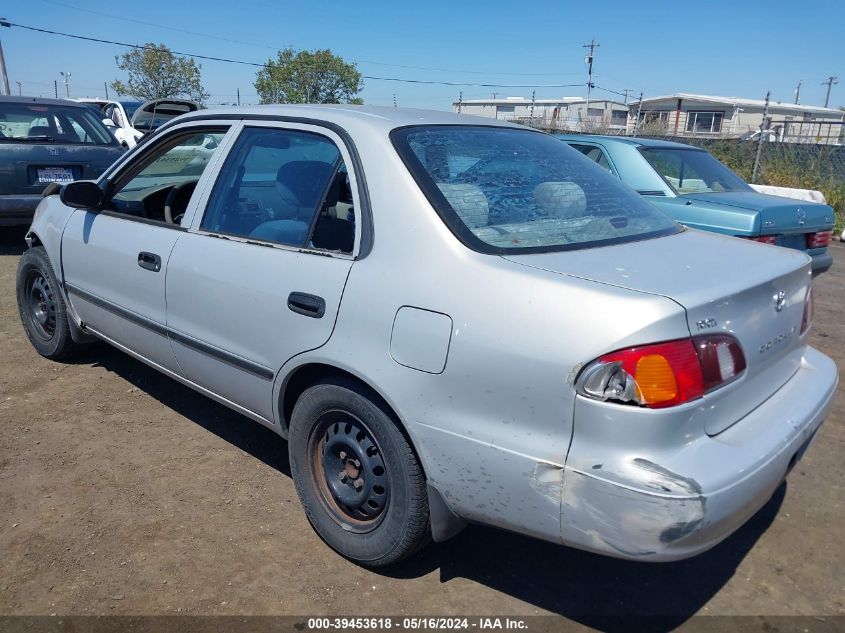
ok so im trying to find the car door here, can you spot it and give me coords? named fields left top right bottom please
left=61, top=123, right=234, bottom=374
left=165, top=121, right=360, bottom=422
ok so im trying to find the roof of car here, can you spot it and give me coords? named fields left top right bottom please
left=175, top=104, right=522, bottom=134
left=0, top=95, right=90, bottom=108
left=555, top=134, right=706, bottom=150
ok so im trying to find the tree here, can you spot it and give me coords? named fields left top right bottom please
left=254, top=48, right=363, bottom=105
left=111, top=44, right=209, bottom=104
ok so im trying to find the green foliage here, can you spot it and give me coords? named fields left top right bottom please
left=111, top=44, right=209, bottom=104
left=254, top=48, right=363, bottom=105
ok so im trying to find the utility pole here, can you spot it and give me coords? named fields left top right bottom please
left=53, top=80, right=58, bottom=98
left=582, top=38, right=599, bottom=116
left=15, top=80, right=21, bottom=95
left=457, top=90, right=463, bottom=114
left=104, top=82, right=109, bottom=99
left=237, top=88, right=240, bottom=106
left=752, top=91, right=770, bottom=183
left=0, top=18, right=11, bottom=96
left=529, top=89, right=535, bottom=126
left=621, top=88, right=632, bottom=105
left=632, top=91, right=643, bottom=137
left=59, top=71, right=71, bottom=98
left=794, top=80, right=802, bottom=104
left=822, top=75, right=838, bottom=108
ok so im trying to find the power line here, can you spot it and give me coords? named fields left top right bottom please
left=5, top=21, right=587, bottom=89
left=33, top=0, right=573, bottom=78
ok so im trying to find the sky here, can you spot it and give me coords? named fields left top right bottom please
left=1, top=0, right=843, bottom=111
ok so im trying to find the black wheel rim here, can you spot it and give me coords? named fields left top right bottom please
left=25, top=269, right=57, bottom=341
left=309, top=411, right=389, bottom=533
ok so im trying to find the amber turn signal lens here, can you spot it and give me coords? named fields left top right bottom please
left=635, top=354, right=679, bottom=404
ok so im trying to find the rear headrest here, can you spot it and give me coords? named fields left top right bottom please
left=323, top=174, right=341, bottom=208
left=533, top=182, right=587, bottom=219
left=275, top=161, right=335, bottom=204
left=437, top=183, right=489, bottom=229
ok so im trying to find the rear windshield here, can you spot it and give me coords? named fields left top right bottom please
left=392, top=126, right=679, bottom=253
left=640, top=147, right=752, bottom=194
left=132, top=102, right=197, bottom=131
left=0, top=102, right=116, bottom=145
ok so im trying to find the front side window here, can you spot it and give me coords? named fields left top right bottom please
left=640, top=147, right=751, bottom=194
left=0, top=102, right=116, bottom=145
left=200, top=127, right=355, bottom=253
left=109, top=130, right=227, bottom=224
left=392, top=125, right=679, bottom=253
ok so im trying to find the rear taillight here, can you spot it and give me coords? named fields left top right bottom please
left=801, top=286, right=814, bottom=334
left=576, top=336, right=746, bottom=409
left=806, top=231, right=832, bottom=249
left=740, top=235, right=778, bottom=245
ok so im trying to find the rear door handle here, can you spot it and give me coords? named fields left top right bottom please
left=137, top=251, right=162, bottom=272
left=287, top=292, right=326, bottom=318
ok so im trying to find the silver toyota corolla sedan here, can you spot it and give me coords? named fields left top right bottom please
left=16, top=106, right=838, bottom=567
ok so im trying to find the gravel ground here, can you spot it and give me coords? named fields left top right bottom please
left=0, top=226, right=842, bottom=629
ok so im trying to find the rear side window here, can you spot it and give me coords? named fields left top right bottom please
left=200, top=127, right=355, bottom=253
left=392, top=126, right=679, bottom=253
left=568, top=143, right=614, bottom=174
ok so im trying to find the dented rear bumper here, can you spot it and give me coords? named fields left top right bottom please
left=560, top=345, right=837, bottom=561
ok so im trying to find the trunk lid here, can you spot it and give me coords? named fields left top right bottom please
left=505, top=229, right=812, bottom=434
left=0, top=143, right=124, bottom=196
left=681, top=191, right=834, bottom=236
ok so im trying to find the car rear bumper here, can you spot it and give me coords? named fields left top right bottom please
left=810, top=252, right=833, bottom=275
left=560, top=345, right=837, bottom=561
left=0, top=195, right=41, bottom=226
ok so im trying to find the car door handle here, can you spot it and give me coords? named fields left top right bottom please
left=137, top=251, right=162, bottom=272
left=287, top=292, right=326, bottom=318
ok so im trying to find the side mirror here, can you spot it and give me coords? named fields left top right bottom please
left=60, top=181, right=104, bottom=210
left=102, top=118, right=117, bottom=127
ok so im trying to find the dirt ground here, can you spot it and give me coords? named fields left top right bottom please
left=1, top=226, right=843, bottom=628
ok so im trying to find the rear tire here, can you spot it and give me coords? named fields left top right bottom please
left=289, top=377, right=430, bottom=567
left=16, top=246, right=80, bottom=360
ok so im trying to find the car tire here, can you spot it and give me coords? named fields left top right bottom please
left=16, top=246, right=80, bottom=360
left=289, top=377, right=430, bottom=567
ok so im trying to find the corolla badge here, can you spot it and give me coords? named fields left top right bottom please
left=773, top=290, right=786, bottom=312
left=797, top=208, right=806, bottom=226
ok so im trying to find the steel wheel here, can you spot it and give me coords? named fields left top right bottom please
left=25, top=269, right=57, bottom=341
left=310, top=411, right=390, bottom=533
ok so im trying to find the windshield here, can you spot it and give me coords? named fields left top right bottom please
left=640, top=147, right=752, bottom=194
left=121, top=101, right=142, bottom=120
left=392, top=126, right=679, bottom=253
left=0, top=102, right=116, bottom=145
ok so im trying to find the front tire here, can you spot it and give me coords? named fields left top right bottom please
left=289, top=378, right=430, bottom=567
left=16, top=246, right=80, bottom=360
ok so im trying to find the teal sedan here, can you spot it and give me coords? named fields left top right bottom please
left=557, top=135, right=835, bottom=274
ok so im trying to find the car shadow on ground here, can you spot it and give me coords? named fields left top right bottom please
left=71, top=344, right=783, bottom=629
left=390, top=486, right=785, bottom=631
left=71, top=344, right=291, bottom=477
left=0, top=226, right=28, bottom=256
